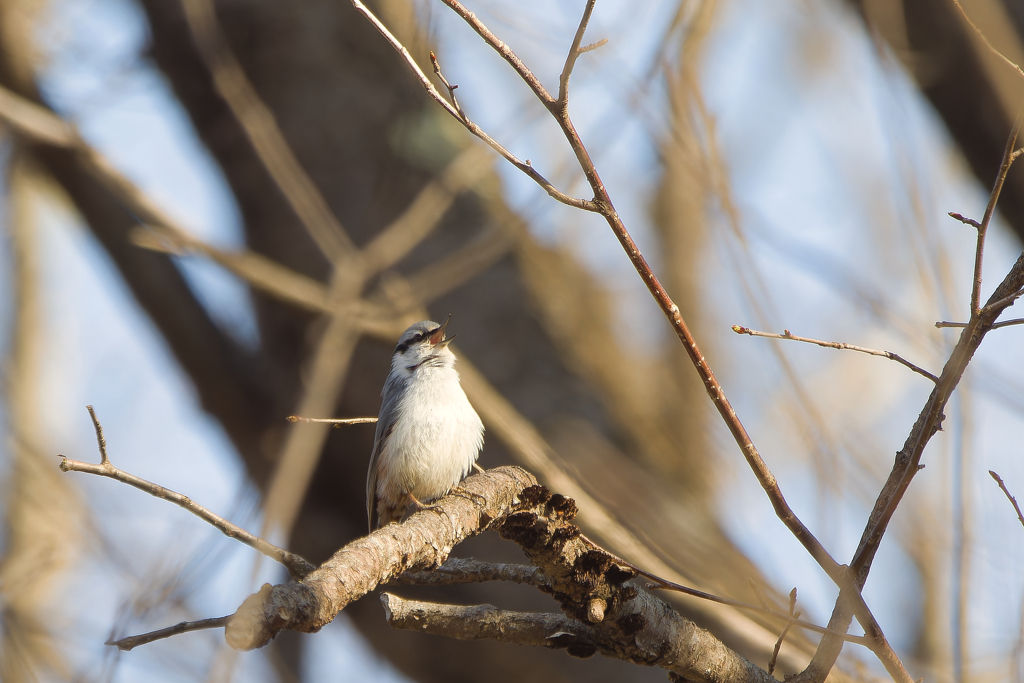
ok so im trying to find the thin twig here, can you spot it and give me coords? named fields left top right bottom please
left=107, top=616, right=230, bottom=651
left=429, top=51, right=465, bottom=120
left=972, top=118, right=1021, bottom=314
left=637, top=567, right=867, bottom=646
left=286, top=415, right=378, bottom=427
left=949, top=211, right=981, bottom=228
left=748, top=579, right=770, bottom=611
left=86, top=405, right=110, bottom=465
left=981, top=287, right=1024, bottom=316
left=347, top=0, right=595, bottom=211
left=732, top=326, right=938, bottom=383
left=557, top=0, right=597, bottom=108
left=938, top=316, right=1024, bottom=329
left=950, top=0, right=1024, bottom=84
left=990, top=470, right=1024, bottom=529
left=61, top=408, right=315, bottom=579
left=180, top=0, right=354, bottom=262
left=768, top=589, right=800, bottom=675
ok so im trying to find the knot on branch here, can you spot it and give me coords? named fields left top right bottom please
left=497, top=485, right=637, bottom=628
left=226, top=582, right=323, bottom=650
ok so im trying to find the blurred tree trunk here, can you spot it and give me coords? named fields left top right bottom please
left=850, top=0, right=1024, bottom=242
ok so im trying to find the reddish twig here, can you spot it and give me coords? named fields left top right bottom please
left=948, top=211, right=981, bottom=228
left=732, top=326, right=938, bottom=383
left=972, top=118, right=1021, bottom=314
left=347, top=0, right=595, bottom=211
left=990, top=470, right=1024, bottom=530
left=429, top=51, right=465, bottom=120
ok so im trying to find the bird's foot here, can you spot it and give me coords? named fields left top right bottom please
left=449, top=484, right=487, bottom=506
left=404, top=493, right=451, bottom=522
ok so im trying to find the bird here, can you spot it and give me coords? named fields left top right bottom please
left=366, top=315, right=485, bottom=532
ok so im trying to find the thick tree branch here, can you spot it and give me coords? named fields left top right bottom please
left=224, top=466, right=536, bottom=650
left=396, top=558, right=549, bottom=588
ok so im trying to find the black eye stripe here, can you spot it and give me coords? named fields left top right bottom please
left=394, top=327, right=442, bottom=354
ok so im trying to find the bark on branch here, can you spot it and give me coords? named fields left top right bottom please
left=224, top=466, right=536, bottom=650
left=219, top=466, right=777, bottom=683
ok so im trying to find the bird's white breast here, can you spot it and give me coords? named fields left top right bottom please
left=379, top=364, right=484, bottom=502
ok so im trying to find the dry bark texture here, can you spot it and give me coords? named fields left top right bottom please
left=225, top=467, right=778, bottom=683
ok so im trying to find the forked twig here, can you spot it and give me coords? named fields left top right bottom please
left=732, top=326, right=938, bottom=383
left=61, top=407, right=315, bottom=579
left=348, top=0, right=595, bottom=211
left=430, top=51, right=465, bottom=120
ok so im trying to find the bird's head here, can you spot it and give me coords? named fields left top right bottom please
left=391, top=315, right=456, bottom=375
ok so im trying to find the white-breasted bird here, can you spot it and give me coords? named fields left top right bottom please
left=366, top=316, right=485, bottom=532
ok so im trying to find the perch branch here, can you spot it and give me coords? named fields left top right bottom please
left=60, top=407, right=315, bottom=579
left=225, top=467, right=536, bottom=650
left=731, top=326, right=938, bottom=383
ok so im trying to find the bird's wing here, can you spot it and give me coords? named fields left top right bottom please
left=366, top=374, right=403, bottom=532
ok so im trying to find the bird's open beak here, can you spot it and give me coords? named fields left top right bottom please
left=429, top=314, right=454, bottom=347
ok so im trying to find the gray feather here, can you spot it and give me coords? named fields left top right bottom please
left=366, top=371, right=405, bottom=532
